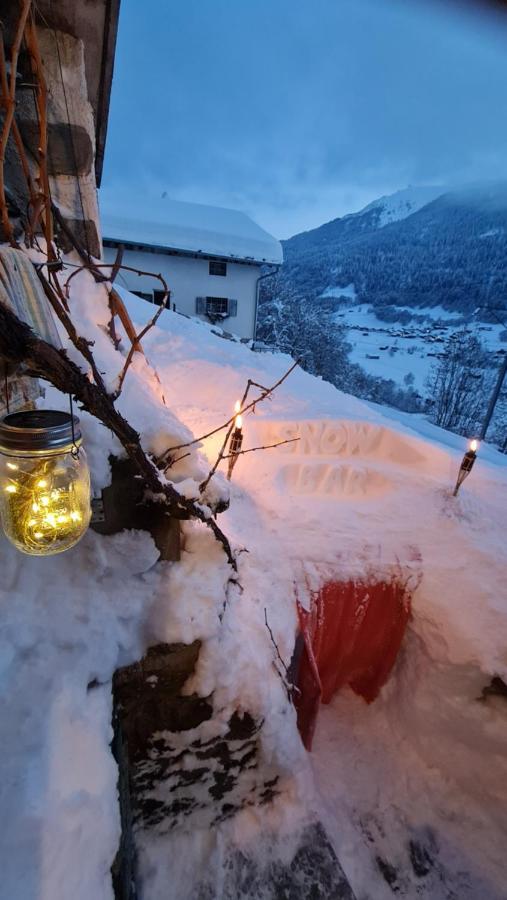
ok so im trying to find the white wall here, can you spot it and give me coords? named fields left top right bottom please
left=102, top=246, right=260, bottom=339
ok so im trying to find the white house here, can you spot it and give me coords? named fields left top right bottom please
left=100, top=196, right=283, bottom=340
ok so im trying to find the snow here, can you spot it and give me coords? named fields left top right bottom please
left=1, top=273, right=507, bottom=899
left=334, top=302, right=506, bottom=395
left=100, top=194, right=283, bottom=265
left=479, top=227, right=505, bottom=238
left=320, top=283, right=357, bottom=301
left=361, top=185, right=444, bottom=228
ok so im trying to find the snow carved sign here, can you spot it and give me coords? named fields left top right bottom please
left=256, top=419, right=427, bottom=499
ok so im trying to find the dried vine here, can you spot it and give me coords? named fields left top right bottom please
left=0, top=0, right=31, bottom=244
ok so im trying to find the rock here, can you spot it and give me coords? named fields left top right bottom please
left=195, top=823, right=356, bottom=899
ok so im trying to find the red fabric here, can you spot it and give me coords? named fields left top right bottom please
left=295, top=579, right=412, bottom=750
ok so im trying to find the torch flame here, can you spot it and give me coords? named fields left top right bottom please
left=469, top=439, right=478, bottom=453
left=234, top=400, right=242, bottom=429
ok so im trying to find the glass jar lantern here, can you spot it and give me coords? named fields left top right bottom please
left=0, top=410, right=91, bottom=555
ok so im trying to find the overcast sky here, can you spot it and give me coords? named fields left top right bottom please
left=100, top=0, right=507, bottom=239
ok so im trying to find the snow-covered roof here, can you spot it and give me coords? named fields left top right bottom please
left=100, top=196, right=283, bottom=265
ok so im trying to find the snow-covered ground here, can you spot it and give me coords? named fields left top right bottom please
left=1, top=274, right=507, bottom=899
left=332, top=301, right=506, bottom=395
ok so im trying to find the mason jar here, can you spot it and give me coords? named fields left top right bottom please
left=0, top=410, right=91, bottom=556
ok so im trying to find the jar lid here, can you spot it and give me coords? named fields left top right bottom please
left=0, top=410, right=81, bottom=452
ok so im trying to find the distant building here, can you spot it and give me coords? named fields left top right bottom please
left=101, top=199, right=283, bottom=340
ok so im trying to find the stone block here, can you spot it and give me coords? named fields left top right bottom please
left=90, top=456, right=181, bottom=562
left=17, top=120, right=93, bottom=176
left=55, top=215, right=101, bottom=260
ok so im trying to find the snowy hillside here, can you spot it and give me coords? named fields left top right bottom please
left=2, top=271, right=506, bottom=900
left=360, top=185, right=444, bottom=228
left=258, top=182, right=507, bottom=416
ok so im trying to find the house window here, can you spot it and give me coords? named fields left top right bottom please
left=209, top=260, right=227, bottom=277
left=132, top=291, right=153, bottom=302
left=195, top=297, right=238, bottom=318
left=206, top=296, right=229, bottom=315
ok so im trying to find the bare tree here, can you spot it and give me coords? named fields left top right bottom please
left=426, top=331, right=492, bottom=436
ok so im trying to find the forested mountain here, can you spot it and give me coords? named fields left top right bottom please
left=257, top=183, right=507, bottom=436
left=261, top=183, right=507, bottom=317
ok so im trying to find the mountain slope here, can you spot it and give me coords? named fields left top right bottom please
left=267, top=183, right=507, bottom=316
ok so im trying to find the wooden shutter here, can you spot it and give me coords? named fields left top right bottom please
left=196, top=296, right=206, bottom=314
left=228, top=298, right=238, bottom=317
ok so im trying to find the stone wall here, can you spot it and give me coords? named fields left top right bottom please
left=2, top=15, right=101, bottom=255
left=111, top=642, right=281, bottom=897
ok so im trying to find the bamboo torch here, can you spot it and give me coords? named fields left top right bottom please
left=227, top=401, right=243, bottom=481
left=453, top=439, right=478, bottom=496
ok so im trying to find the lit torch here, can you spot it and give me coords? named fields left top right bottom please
left=453, top=438, right=479, bottom=497
left=227, top=400, right=244, bottom=481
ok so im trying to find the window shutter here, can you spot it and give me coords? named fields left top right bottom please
left=196, top=296, right=206, bottom=314
left=228, top=298, right=238, bottom=317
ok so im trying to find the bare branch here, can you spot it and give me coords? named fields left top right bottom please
left=24, top=11, right=54, bottom=253
left=36, top=267, right=108, bottom=393
left=221, top=437, right=300, bottom=459
left=264, top=608, right=297, bottom=702
left=0, top=298, right=237, bottom=570
left=158, top=359, right=300, bottom=460
left=114, top=290, right=169, bottom=398
left=64, top=260, right=170, bottom=298
left=0, top=0, right=32, bottom=244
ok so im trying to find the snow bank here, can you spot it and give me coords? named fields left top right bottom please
left=1, top=276, right=506, bottom=899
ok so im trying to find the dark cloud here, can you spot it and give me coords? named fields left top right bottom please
left=101, top=0, right=507, bottom=237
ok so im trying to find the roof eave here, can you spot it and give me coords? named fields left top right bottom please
left=102, top=236, right=283, bottom=266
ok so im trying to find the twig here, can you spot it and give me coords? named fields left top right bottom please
left=107, top=245, right=124, bottom=348
left=0, top=0, right=31, bottom=244
left=64, top=260, right=170, bottom=296
left=36, top=267, right=108, bottom=393
left=221, top=437, right=300, bottom=459
left=24, top=11, right=53, bottom=254
left=108, top=244, right=125, bottom=286
left=0, top=33, right=37, bottom=244
left=159, top=359, right=300, bottom=460
left=163, top=451, right=191, bottom=470
left=264, top=608, right=296, bottom=702
left=51, top=203, right=147, bottom=359
left=114, top=289, right=169, bottom=397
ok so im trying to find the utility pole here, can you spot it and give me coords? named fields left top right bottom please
left=479, top=353, right=507, bottom=441
left=476, top=305, right=507, bottom=443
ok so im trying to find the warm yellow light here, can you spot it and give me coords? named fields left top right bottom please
left=0, top=411, right=91, bottom=556
left=469, top=439, right=479, bottom=453
left=234, top=400, right=243, bottom=429
left=0, top=454, right=90, bottom=555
